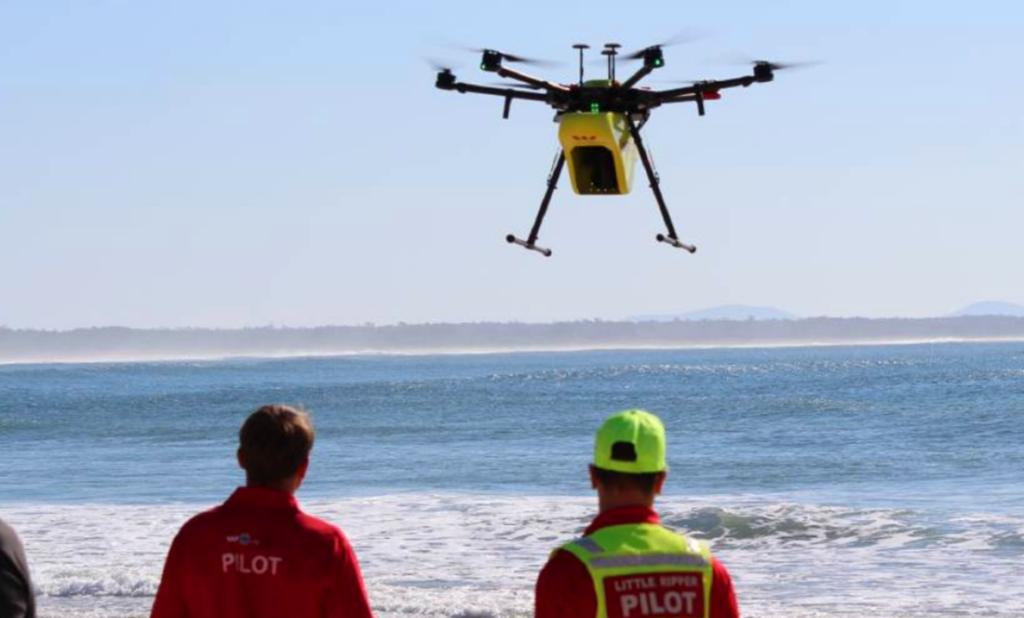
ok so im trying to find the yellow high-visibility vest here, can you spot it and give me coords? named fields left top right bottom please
left=558, top=523, right=713, bottom=618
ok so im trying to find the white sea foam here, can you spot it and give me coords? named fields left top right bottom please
left=5, top=336, right=1024, bottom=367
left=3, top=494, right=1023, bottom=618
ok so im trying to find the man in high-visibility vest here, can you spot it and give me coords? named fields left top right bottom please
left=535, top=409, right=740, bottom=618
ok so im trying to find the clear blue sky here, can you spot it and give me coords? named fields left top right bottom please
left=1, top=0, right=1021, bottom=328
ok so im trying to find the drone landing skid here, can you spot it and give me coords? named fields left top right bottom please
left=626, top=115, right=698, bottom=254
left=506, top=235, right=552, bottom=257
left=657, top=234, right=697, bottom=253
left=506, top=124, right=698, bottom=257
left=506, top=151, right=566, bottom=258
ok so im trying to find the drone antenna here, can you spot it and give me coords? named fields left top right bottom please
left=572, top=43, right=589, bottom=86
left=603, top=43, right=621, bottom=82
left=600, top=49, right=612, bottom=81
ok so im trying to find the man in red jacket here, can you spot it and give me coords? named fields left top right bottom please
left=535, top=409, right=740, bottom=618
left=152, top=405, right=374, bottom=618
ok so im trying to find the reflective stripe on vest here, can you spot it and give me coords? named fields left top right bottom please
left=559, top=523, right=713, bottom=618
left=590, top=553, right=709, bottom=569
left=573, top=536, right=606, bottom=555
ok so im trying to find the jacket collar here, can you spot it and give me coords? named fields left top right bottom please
left=585, top=505, right=661, bottom=536
left=226, top=486, right=300, bottom=510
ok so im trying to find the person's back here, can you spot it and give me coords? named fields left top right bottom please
left=151, top=405, right=373, bottom=618
left=0, top=518, right=36, bottom=618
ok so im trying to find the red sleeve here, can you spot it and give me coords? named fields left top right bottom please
left=535, top=549, right=595, bottom=618
left=150, top=531, right=189, bottom=618
left=710, top=556, right=740, bottom=618
left=324, top=533, right=374, bottom=618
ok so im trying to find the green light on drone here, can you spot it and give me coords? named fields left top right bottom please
left=591, top=103, right=601, bottom=113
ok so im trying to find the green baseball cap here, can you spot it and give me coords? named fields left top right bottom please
left=594, top=409, right=667, bottom=474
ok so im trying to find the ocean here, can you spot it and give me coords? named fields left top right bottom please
left=1, top=342, right=1022, bottom=617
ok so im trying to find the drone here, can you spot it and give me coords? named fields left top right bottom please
left=434, top=40, right=803, bottom=257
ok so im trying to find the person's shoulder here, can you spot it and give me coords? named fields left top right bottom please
left=538, top=547, right=588, bottom=584
left=294, top=510, right=351, bottom=547
left=0, top=519, right=25, bottom=554
left=543, top=546, right=581, bottom=566
left=536, top=547, right=595, bottom=618
left=711, top=555, right=731, bottom=577
left=708, top=555, right=740, bottom=618
left=0, top=519, right=17, bottom=542
left=710, top=555, right=737, bottom=593
left=172, top=503, right=227, bottom=540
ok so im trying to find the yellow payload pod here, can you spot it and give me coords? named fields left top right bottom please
left=558, top=108, right=639, bottom=196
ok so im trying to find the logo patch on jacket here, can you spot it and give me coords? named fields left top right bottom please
left=604, top=572, right=705, bottom=618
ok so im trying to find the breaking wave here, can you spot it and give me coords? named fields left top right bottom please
left=5, top=493, right=1023, bottom=617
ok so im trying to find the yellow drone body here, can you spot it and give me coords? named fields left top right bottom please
left=558, top=109, right=639, bottom=196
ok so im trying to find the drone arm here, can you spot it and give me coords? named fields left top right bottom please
left=507, top=151, right=566, bottom=257
left=625, top=115, right=696, bottom=253
left=653, top=93, right=714, bottom=116
left=647, top=73, right=766, bottom=104
left=495, top=66, right=570, bottom=93
left=656, top=95, right=699, bottom=105
left=441, top=80, right=549, bottom=103
left=619, top=64, right=655, bottom=90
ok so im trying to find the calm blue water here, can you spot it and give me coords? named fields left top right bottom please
left=3, top=342, right=1022, bottom=507
left=1, top=342, right=1023, bottom=617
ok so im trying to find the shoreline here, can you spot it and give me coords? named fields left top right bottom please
left=3, top=335, right=1023, bottom=367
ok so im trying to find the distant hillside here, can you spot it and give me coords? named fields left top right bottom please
left=951, top=301, right=1024, bottom=317
left=4, top=316, right=1024, bottom=364
left=631, top=305, right=799, bottom=322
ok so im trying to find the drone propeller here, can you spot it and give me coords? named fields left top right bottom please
left=718, top=53, right=820, bottom=72
left=422, top=57, right=461, bottom=72
left=452, top=45, right=560, bottom=68
left=750, top=59, right=819, bottom=72
left=621, top=30, right=703, bottom=61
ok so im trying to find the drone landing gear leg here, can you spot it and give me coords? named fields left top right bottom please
left=507, top=151, right=565, bottom=257
left=626, top=117, right=697, bottom=254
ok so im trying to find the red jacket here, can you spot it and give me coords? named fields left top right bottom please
left=535, top=506, right=740, bottom=618
left=151, top=487, right=373, bottom=618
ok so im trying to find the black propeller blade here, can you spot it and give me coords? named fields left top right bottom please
left=454, top=45, right=561, bottom=68
left=750, top=59, right=819, bottom=72
left=718, top=53, right=820, bottom=72
left=422, top=57, right=460, bottom=72
left=621, top=30, right=703, bottom=61
left=497, top=51, right=558, bottom=67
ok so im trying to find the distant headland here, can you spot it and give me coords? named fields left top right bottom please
left=3, top=310, right=1024, bottom=364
